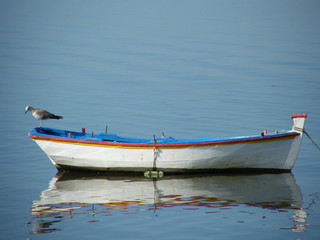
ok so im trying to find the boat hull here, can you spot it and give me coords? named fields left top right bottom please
left=29, top=114, right=306, bottom=173
left=32, top=132, right=301, bottom=172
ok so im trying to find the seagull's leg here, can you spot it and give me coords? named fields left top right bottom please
left=40, top=120, right=42, bottom=128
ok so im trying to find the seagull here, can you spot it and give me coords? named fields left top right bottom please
left=25, top=106, right=63, bottom=127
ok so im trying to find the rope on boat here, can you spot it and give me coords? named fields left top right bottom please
left=143, top=135, right=164, bottom=178
left=153, top=135, right=157, bottom=171
left=304, top=130, right=320, bottom=151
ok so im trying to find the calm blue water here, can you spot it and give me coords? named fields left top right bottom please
left=1, top=0, right=320, bottom=239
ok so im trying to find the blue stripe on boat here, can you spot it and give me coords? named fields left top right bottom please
left=29, top=127, right=293, bottom=145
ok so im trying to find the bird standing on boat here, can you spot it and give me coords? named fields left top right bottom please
left=25, top=106, right=63, bottom=127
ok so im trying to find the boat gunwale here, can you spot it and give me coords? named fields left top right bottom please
left=28, top=130, right=300, bottom=149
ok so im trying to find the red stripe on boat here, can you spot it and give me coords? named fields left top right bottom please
left=28, top=132, right=300, bottom=148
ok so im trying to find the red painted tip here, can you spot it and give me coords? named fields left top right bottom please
left=291, top=113, right=307, bottom=119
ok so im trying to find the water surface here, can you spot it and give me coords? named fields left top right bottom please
left=0, top=1, right=320, bottom=239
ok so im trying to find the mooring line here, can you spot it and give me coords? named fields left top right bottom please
left=304, top=130, right=320, bottom=151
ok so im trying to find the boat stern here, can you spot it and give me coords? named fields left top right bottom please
left=283, top=113, right=307, bottom=170
left=291, top=113, right=307, bottom=133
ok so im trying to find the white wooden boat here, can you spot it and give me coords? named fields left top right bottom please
left=28, top=113, right=307, bottom=173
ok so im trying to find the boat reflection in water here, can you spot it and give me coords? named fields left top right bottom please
left=30, top=172, right=307, bottom=234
